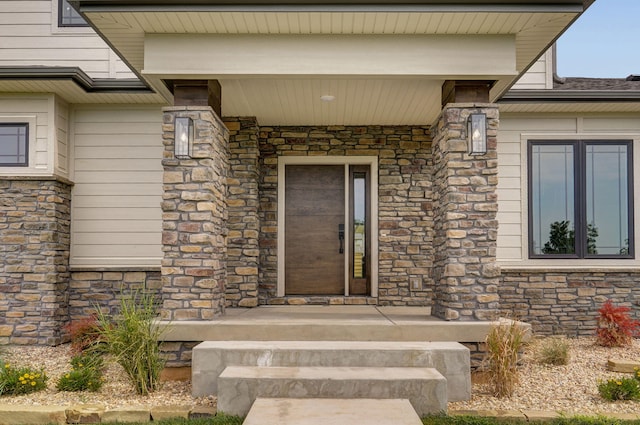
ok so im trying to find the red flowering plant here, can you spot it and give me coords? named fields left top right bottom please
left=596, top=299, right=640, bottom=347
left=63, top=316, right=103, bottom=354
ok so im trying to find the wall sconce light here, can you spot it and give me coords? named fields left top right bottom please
left=467, top=113, right=487, bottom=156
left=174, top=116, right=193, bottom=159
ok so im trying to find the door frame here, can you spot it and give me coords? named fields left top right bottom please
left=277, top=156, right=379, bottom=298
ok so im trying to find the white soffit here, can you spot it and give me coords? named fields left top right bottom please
left=221, top=78, right=443, bottom=125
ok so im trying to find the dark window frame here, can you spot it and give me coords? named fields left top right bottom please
left=528, top=139, right=634, bottom=259
left=0, top=123, right=29, bottom=167
left=58, top=0, right=89, bottom=27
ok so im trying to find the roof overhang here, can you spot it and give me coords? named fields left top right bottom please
left=70, top=0, right=590, bottom=10
left=70, top=0, right=591, bottom=124
left=501, top=89, right=640, bottom=103
left=499, top=89, right=640, bottom=114
left=0, top=67, right=165, bottom=104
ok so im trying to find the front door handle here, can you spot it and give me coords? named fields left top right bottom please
left=338, top=224, right=344, bottom=254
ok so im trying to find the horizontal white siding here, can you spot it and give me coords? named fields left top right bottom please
left=55, top=96, right=69, bottom=177
left=0, top=95, right=52, bottom=175
left=0, top=0, right=135, bottom=79
left=70, top=105, right=163, bottom=268
left=511, top=49, right=553, bottom=90
left=497, top=114, right=640, bottom=268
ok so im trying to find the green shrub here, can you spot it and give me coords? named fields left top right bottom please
left=95, top=291, right=166, bottom=395
left=57, top=353, right=104, bottom=392
left=0, top=363, right=47, bottom=395
left=536, top=336, right=570, bottom=366
left=597, top=377, right=640, bottom=401
left=484, top=319, right=528, bottom=398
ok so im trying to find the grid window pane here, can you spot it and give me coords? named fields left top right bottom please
left=0, top=124, right=28, bottom=166
left=60, top=0, right=88, bottom=26
left=531, top=144, right=575, bottom=255
left=586, top=144, right=630, bottom=255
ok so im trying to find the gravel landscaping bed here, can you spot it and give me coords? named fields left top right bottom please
left=1, top=344, right=214, bottom=409
left=1, top=337, right=638, bottom=415
left=450, top=337, right=640, bottom=415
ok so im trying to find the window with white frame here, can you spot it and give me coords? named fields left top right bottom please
left=59, top=0, right=88, bottom=27
left=0, top=124, right=28, bottom=167
left=528, top=140, right=634, bottom=258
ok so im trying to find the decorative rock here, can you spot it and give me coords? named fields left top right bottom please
left=0, top=405, right=67, bottom=425
left=522, top=410, right=561, bottom=422
left=102, top=407, right=150, bottom=423
left=188, top=406, right=217, bottom=419
left=607, top=358, right=640, bottom=373
left=150, top=405, right=191, bottom=420
left=65, top=404, right=105, bottom=424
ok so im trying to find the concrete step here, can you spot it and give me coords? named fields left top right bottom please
left=216, top=366, right=447, bottom=417
left=243, top=398, right=423, bottom=425
left=192, top=340, right=470, bottom=401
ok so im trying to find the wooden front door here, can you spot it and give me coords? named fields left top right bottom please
left=285, top=165, right=345, bottom=295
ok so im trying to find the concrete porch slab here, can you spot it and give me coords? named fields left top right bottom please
left=243, top=398, right=423, bottom=425
left=158, top=306, right=520, bottom=343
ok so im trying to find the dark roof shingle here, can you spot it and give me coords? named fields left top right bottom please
left=554, top=76, right=640, bottom=91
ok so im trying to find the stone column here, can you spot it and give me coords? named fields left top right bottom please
left=224, top=117, right=260, bottom=307
left=0, top=177, right=72, bottom=345
left=161, top=107, right=229, bottom=320
left=431, top=104, right=500, bottom=321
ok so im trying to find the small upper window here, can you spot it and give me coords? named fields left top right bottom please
left=0, top=124, right=28, bottom=167
left=59, top=0, right=88, bottom=27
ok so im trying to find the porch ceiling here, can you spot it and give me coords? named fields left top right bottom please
left=74, top=2, right=587, bottom=125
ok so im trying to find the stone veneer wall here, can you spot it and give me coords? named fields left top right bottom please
left=430, top=104, right=500, bottom=321
left=500, top=269, right=640, bottom=336
left=0, top=178, right=72, bottom=345
left=68, top=270, right=161, bottom=319
left=160, top=107, right=229, bottom=320
left=257, top=125, right=434, bottom=306
left=224, top=118, right=260, bottom=307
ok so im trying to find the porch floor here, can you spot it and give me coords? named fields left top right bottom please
left=160, top=305, right=501, bottom=343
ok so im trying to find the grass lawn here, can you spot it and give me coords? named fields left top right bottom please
left=423, top=415, right=640, bottom=425
left=97, top=414, right=640, bottom=425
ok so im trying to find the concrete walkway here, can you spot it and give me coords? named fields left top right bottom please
left=243, top=398, right=423, bottom=425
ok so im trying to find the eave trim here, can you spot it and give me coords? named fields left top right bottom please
left=0, top=67, right=154, bottom=94
left=500, top=89, right=640, bottom=103
left=73, top=0, right=586, bottom=13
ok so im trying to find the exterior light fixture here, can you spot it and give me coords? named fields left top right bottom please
left=320, top=95, right=336, bottom=102
left=467, top=113, right=487, bottom=156
left=174, top=116, right=193, bottom=159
